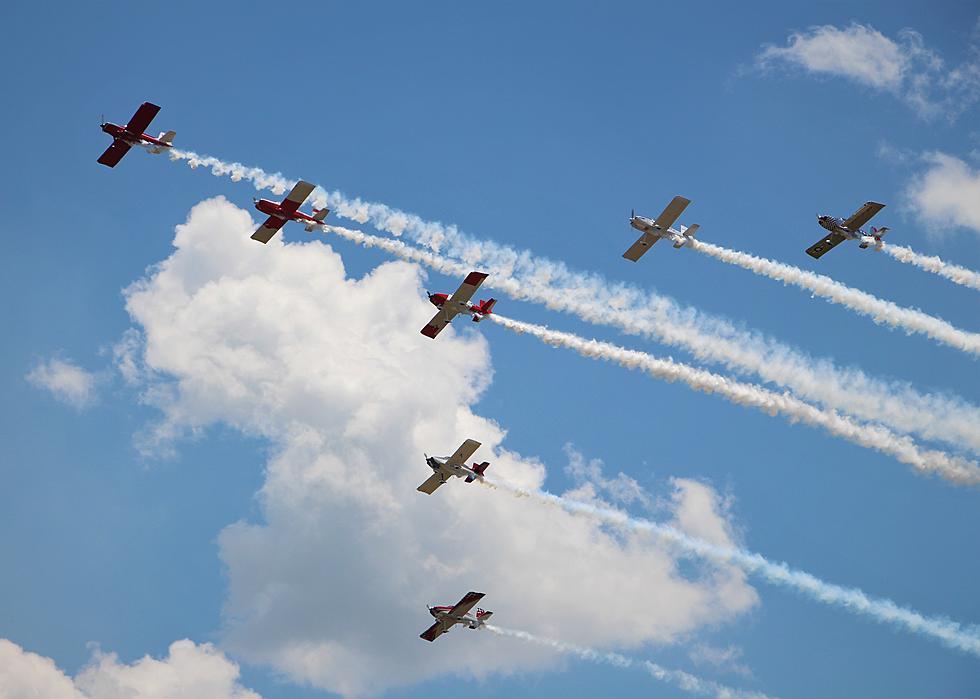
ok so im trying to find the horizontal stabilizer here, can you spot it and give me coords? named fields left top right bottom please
left=158, top=130, right=176, bottom=144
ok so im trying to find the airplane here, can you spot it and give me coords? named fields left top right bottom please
left=420, top=591, right=493, bottom=642
left=98, top=102, right=176, bottom=168
left=420, top=272, right=496, bottom=339
left=251, top=180, right=330, bottom=243
left=623, top=195, right=700, bottom=261
left=417, top=438, right=490, bottom=494
left=806, top=201, right=890, bottom=259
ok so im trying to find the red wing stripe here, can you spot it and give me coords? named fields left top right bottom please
left=421, top=324, right=442, bottom=338
left=463, top=272, right=488, bottom=286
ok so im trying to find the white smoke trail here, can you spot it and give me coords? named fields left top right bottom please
left=167, top=150, right=980, bottom=454
left=481, top=479, right=980, bottom=658
left=484, top=625, right=775, bottom=699
left=881, top=243, right=980, bottom=292
left=688, top=240, right=980, bottom=356
left=488, top=314, right=980, bottom=486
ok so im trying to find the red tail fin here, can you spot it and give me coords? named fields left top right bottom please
left=465, top=461, right=490, bottom=482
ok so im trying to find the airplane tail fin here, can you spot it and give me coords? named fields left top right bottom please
left=471, top=609, right=493, bottom=627
left=148, top=131, right=176, bottom=154
left=674, top=223, right=699, bottom=248
left=305, top=208, right=331, bottom=232
left=472, top=298, right=496, bottom=321
left=872, top=226, right=890, bottom=237
left=465, top=461, right=490, bottom=483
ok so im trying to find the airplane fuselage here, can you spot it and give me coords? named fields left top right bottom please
left=425, top=455, right=473, bottom=481
left=254, top=198, right=318, bottom=223
left=427, top=606, right=490, bottom=630
left=630, top=215, right=693, bottom=248
left=100, top=122, right=171, bottom=149
left=426, top=293, right=490, bottom=321
left=817, top=215, right=885, bottom=249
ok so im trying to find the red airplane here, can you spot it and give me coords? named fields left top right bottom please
left=421, top=272, right=497, bottom=339
left=98, top=102, right=175, bottom=168
left=420, top=591, right=493, bottom=642
left=251, top=180, right=330, bottom=243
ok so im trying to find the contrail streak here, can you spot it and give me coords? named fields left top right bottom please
left=167, top=150, right=980, bottom=454
left=488, top=313, right=980, bottom=486
left=481, top=478, right=980, bottom=658
left=483, top=625, right=775, bottom=699
left=688, top=240, right=980, bottom=356
left=881, top=243, right=980, bottom=292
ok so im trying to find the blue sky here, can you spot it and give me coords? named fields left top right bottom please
left=1, top=2, right=978, bottom=698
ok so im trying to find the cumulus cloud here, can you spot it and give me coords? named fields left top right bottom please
left=119, top=197, right=758, bottom=696
left=0, top=638, right=260, bottom=699
left=26, top=357, right=98, bottom=409
left=904, top=152, right=980, bottom=238
left=757, top=22, right=980, bottom=119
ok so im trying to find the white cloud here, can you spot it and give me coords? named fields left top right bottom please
left=905, top=152, right=980, bottom=237
left=757, top=22, right=980, bottom=119
left=26, top=358, right=98, bottom=409
left=120, top=197, right=758, bottom=697
left=0, top=638, right=260, bottom=699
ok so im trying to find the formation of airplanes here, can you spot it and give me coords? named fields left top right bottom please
left=97, top=100, right=897, bottom=646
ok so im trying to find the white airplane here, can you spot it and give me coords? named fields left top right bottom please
left=806, top=201, right=890, bottom=259
left=420, top=591, right=494, bottom=642
left=623, top=195, right=700, bottom=261
left=417, top=439, right=490, bottom=494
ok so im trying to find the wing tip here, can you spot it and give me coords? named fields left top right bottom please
left=463, top=271, right=488, bottom=286
left=420, top=325, right=440, bottom=338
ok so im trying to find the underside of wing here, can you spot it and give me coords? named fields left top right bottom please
left=126, top=102, right=161, bottom=136
left=97, top=139, right=132, bottom=168
left=420, top=620, right=449, bottom=642
left=805, top=232, right=847, bottom=259
left=842, top=201, right=884, bottom=232
left=417, top=472, right=445, bottom=494
left=622, top=233, right=659, bottom=261
left=448, top=591, right=485, bottom=618
left=420, top=307, right=456, bottom=339
left=652, top=195, right=691, bottom=231
left=280, top=180, right=316, bottom=214
left=251, top=216, right=286, bottom=243
left=445, top=439, right=481, bottom=467
left=445, top=272, right=489, bottom=308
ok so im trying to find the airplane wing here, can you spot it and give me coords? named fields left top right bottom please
left=251, top=216, right=287, bottom=244
left=279, top=180, right=316, bottom=214
left=420, top=306, right=458, bottom=338
left=420, top=619, right=451, bottom=642
left=622, top=232, right=659, bottom=261
left=841, top=201, right=885, bottom=232
left=805, top=232, right=847, bottom=259
left=97, top=139, right=132, bottom=168
left=445, top=439, right=481, bottom=467
left=126, top=102, right=161, bottom=135
left=446, top=272, right=489, bottom=307
left=652, top=196, right=691, bottom=232
left=448, top=591, right=485, bottom=618
left=417, top=473, right=445, bottom=494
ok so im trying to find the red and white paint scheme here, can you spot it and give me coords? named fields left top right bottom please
left=251, top=180, right=330, bottom=243
left=420, top=271, right=497, bottom=339
left=420, top=591, right=494, bottom=642
left=417, top=438, right=490, bottom=494
left=98, top=102, right=176, bottom=168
